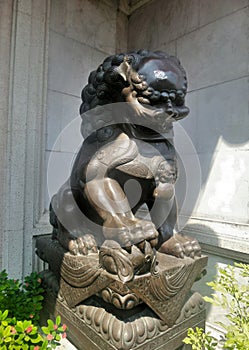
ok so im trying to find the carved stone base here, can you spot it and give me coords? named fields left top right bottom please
left=36, top=238, right=207, bottom=325
left=41, top=283, right=205, bottom=350
left=37, top=237, right=207, bottom=349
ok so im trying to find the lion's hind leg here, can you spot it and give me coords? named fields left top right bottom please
left=49, top=180, right=98, bottom=255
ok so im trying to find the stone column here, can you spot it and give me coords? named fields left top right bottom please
left=0, top=0, right=14, bottom=271
left=0, top=0, right=50, bottom=278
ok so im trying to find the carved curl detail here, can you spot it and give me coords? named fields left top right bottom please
left=99, top=240, right=154, bottom=283
left=76, top=304, right=160, bottom=350
left=60, top=261, right=100, bottom=288
left=73, top=292, right=204, bottom=350
left=98, top=287, right=141, bottom=310
left=99, top=240, right=134, bottom=282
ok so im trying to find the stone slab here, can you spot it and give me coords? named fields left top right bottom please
left=41, top=290, right=205, bottom=350
left=46, top=90, right=81, bottom=152
left=199, top=0, right=248, bottom=26
left=48, top=30, right=108, bottom=96
left=50, top=0, right=117, bottom=54
left=128, top=0, right=199, bottom=50
left=177, top=8, right=249, bottom=91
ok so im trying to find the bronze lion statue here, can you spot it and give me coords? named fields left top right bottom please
left=50, top=50, right=201, bottom=265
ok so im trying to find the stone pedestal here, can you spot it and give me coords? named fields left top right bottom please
left=41, top=283, right=204, bottom=350
left=37, top=237, right=207, bottom=350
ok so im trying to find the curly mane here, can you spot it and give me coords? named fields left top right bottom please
left=79, top=50, right=187, bottom=115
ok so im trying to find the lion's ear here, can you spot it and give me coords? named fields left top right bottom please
left=115, top=58, right=131, bottom=81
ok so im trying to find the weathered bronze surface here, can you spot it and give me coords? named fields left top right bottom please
left=37, top=238, right=207, bottom=326
left=37, top=50, right=207, bottom=349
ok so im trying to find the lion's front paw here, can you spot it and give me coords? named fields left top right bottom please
left=137, top=221, right=159, bottom=248
left=67, top=233, right=98, bottom=255
left=159, top=233, right=201, bottom=258
left=103, top=218, right=158, bottom=249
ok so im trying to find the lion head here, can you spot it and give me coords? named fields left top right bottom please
left=80, top=50, right=189, bottom=140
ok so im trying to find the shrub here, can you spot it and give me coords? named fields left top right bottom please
left=0, top=270, right=44, bottom=324
left=183, top=262, right=249, bottom=350
left=0, top=270, right=67, bottom=349
left=0, top=311, right=67, bottom=350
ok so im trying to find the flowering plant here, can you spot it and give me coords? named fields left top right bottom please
left=0, top=270, right=67, bottom=349
left=0, top=311, right=67, bottom=349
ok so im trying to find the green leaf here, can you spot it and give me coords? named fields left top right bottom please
left=56, top=315, right=61, bottom=326
left=3, top=336, right=12, bottom=343
left=30, top=334, right=43, bottom=343
left=41, top=326, right=50, bottom=335
left=55, top=334, right=61, bottom=341
left=3, top=325, right=11, bottom=337
left=47, top=319, right=54, bottom=331
left=1, top=310, right=9, bottom=320
left=182, top=337, right=191, bottom=344
left=41, top=340, right=48, bottom=349
left=203, top=296, right=214, bottom=304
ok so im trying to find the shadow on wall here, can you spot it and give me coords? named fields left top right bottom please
left=178, top=76, right=249, bottom=225
left=173, top=74, right=249, bottom=329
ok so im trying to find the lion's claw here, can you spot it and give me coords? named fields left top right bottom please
left=103, top=218, right=158, bottom=249
left=68, top=234, right=98, bottom=255
left=159, top=233, right=201, bottom=258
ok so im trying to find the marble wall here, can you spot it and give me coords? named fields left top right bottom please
left=0, top=0, right=51, bottom=277
left=45, top=0, right=127, bottom=208
left=0, top=0, right=128, bottom=277
left=128, top=0, right=249, bottom=329
left=0, top=0, right=13, bottom=271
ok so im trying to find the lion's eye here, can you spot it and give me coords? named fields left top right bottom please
left=177, top=90, right=185, bottom=99
left=161, top=92, right=169, bottom=100
left=150, top=90, right=161, bottom=102
left=169, top=92, right=176, bottom=101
